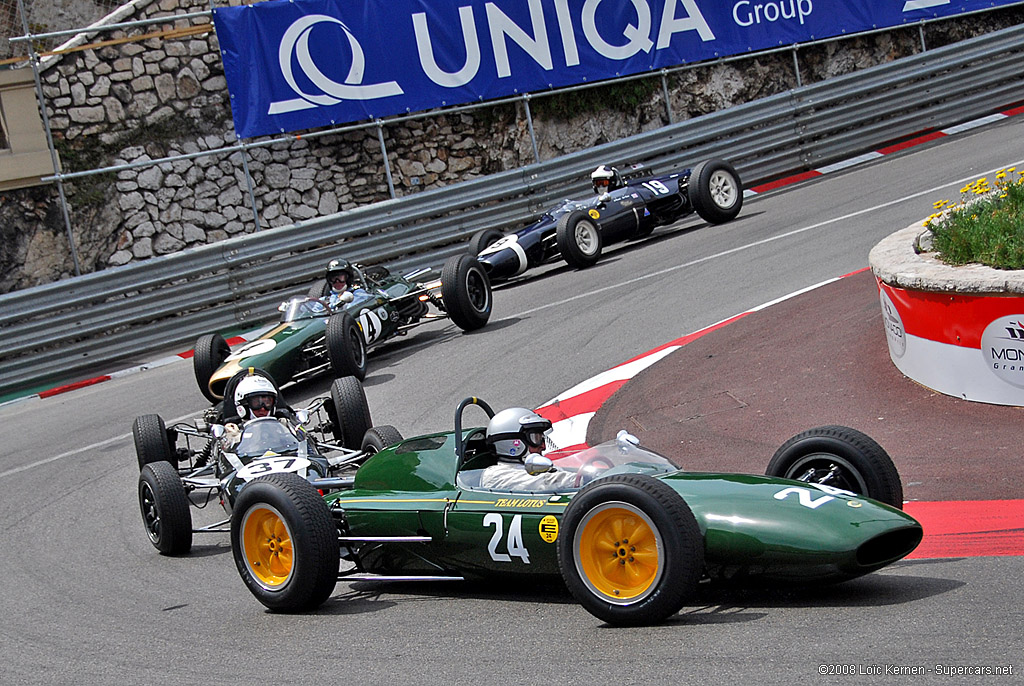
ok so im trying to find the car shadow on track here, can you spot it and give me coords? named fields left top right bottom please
left=489, top=210, right=766, bottom=292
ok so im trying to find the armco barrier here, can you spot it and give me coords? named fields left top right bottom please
left=2, top=23, right=1024, bottom=397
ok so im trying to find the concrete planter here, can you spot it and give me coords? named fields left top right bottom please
left=869, top=224, right=1024, bottom=406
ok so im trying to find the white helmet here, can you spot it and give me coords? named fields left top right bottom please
left=591, top=164, right=622, bottom=194
left=234, top=374, right=277, bottom=420
left=485, top=408, right=552, bottom=459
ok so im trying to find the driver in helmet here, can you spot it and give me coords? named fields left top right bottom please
left=478, top=408, right=577, bottom=491
left=591, top=164, right=623, bottom=195
left=324, top=258, right=371, bottom=309
left=233, top=373, right=279, bottom=421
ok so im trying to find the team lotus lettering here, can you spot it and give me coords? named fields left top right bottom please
left=495, top=498, right=546, bottom=508
left=732, top=0, right=813, bottom=27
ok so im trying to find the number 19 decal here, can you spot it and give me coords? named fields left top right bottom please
left=483, top=513, right=530, bottom=564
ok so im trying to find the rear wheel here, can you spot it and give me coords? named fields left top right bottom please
left=139, top=462, right=192, bottom=555
left=361, top=425, right=404, bottom=454
left=329, top=376, right=372, bottom=449
left=766, top=425, right=904, bottom=508
left=326, top=312, right=367, bottom=380
left=440, top=254, right=492, bottom=331
left=133, top=414, right=174, bottom=470
left=688, top=159, right=742, bottom=224
left=558, top=474, right=704, bottom=626
left=231, top=473, right=339, bottom=612
left=556, top=210, right=603, bottom=269
left=192, top=334, right=230, bottom=403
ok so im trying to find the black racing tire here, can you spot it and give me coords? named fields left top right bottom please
left=326, top=312, right=367, bottom=381
left=231, top=473, right=339, bottom=612
left=361, top=425, right=404, bottom=454
left=192, top=333, right=230, bottom=403
left=133, top=414, right=174, bottom=470
left=766, top=425, right=904, bottom=508
left=688, top=159, right=743, bottom=224
left=330, top=376, right=372, bottom=449
left=468, top=228, right=504, bottom=255
left=557, top=474, right=704, bottom=626
left=556, top=210, right=603, bottom=269
left=307, top=281, right=330, bottom=300
left=440, top=254, right=492, bottom=331
left=139, top=462, right=192, bottom=555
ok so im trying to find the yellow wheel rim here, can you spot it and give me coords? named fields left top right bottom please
left=575, top=502, right=663, bottom=605
left=241, top=505, right=294, bottom=590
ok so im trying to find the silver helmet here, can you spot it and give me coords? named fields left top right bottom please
left=485, top=407, right=552, bottom=459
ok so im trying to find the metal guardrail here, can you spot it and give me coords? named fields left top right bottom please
left=3, top=23, right=1024, bottom=397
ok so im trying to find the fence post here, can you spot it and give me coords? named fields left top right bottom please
left=237, top=141, right=264, bottom=230
left=376, top=119, right=396, bottom=199
left=792, top=46, right=802, bottom=88
left=522, top=94, right=540, bottom=164
left=661, top=70, right=674, bottom=124
left=17, top=0, right=82, bottom=276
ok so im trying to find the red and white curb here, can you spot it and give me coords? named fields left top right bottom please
left=745, top=104, right=1024, bottom=196
left=1, top=325, right=273, bottom=406
left=535, top=271, right=862, bottom=453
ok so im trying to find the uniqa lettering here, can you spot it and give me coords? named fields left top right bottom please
left=412, top=0, right=715, bottom=88
left=733, top=0, right=813, bottom=27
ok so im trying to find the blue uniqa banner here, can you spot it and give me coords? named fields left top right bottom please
left=213, top=0, right=1021, bottom=138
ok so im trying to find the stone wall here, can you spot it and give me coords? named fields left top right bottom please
left=1, top=1, right=1022, bottom=293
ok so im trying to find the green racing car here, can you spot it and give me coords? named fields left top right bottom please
left=192, top=255, right=491, bottom=402
left=227, top=397, right=923, bottom=626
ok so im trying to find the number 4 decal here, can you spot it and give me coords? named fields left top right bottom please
left=483, top=513, right=530, bottom=564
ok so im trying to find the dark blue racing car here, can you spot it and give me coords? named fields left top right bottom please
left=469, top=159, right=743, bottom=282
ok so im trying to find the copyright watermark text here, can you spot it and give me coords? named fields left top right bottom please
left=818, top=664, right=1015, bottom=677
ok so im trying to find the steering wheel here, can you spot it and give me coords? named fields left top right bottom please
left=573, top=454, right=616, bottom=487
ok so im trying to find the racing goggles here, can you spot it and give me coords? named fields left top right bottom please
left=522, top=429, right=548, bottom=449
left=329, top=275, right=348, bottom=286
left=248, top=394, right=275, bottom=411
left=593, top=178, right=610, bottom=188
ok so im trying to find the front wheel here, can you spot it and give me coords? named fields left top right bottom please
left=329, top=376, right=372, bottom=449
left=361, top=425, right=404, bottom=454
left=766, top=425, right=904, bottom=508
left=556, top=210, right=603, bottom=270
left=139, top=462, right=192, bottom=555
left=688, top=159, right=742, bottom=224
left=193, top=334, right=230, bottom=403
left=440, top=254, right=492, bottom=331
left=326, top=312, right=367, bottom=380
left=133, top=414, right=174, bottom=470
left=468, top=228, right=504, bottom=255
left=557, top=474, right=704, bottom=626
left=231, top=473, right=340, bottom=612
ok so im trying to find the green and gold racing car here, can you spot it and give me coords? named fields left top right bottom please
left=192, top=255, right=491, bottom=402
left=227, top=397, right=923, bottom=626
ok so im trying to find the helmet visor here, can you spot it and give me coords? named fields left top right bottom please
left=248, top=394, right=275, bottom=411
left=523, top=430, right=547, bottom=448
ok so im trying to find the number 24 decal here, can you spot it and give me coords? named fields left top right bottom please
left=484, top=513, right=530, bottom=564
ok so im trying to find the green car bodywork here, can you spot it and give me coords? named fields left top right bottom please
left=331, top=432, right=921, bottom=582
left=193, top=256, right=492, bottom=402
left=229, top=410, right=922, bottom=625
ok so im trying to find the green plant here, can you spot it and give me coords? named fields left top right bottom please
left=925, top=168, right=1024, bottom=269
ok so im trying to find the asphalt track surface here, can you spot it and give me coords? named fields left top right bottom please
left=2, top=117, right=1023, bottom=684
